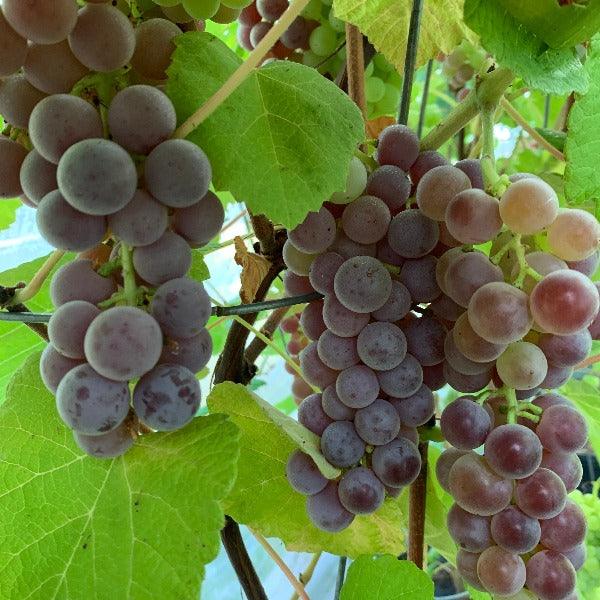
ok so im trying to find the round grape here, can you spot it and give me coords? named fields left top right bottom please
left=548, top=208, right=600, bottom=261
left=440, top=397, right=491, bottom=450
left=445, top=189, right=503, bottom=244
left=536, top=404, right=588, bottom=453
left=515, top=467, right=567, bottom=519
left=387, top=209, right=440, bottom=258
left=286, top=450, right=327, bottom=496
left=354, top=399, right=400, bottom=446
left=371, top=437, right=421, bottom=487
left=39, top=344, right=84, bottom=394
left=306, top=481, right=354, bottom=532
left=334, top=256, right=392, bottom=313
left=289, top=207, right=336, bottom=253
left=356, top=322, right=407, bottom=371
left=320, top=421, right=365, bottom=468
left=342, top=196, right=391, bottom=244
left=447, top=503, right=492, bottom=552
left=526, top=550, right=577, bottom=600
left=74, top=420, right=134, bottom=459
left=338, top=466, right=385, bottom=515
left=416, top=165, right=471, bottom=221
left=3, top=0, right=78, bottom=44
left=490, top=505, right=540, bottom=554
left=172, top=191, right=225, bottom=248
left=131, top=18, right=180, bottom=80
left=484, top=423, right=543, bottom=479
left=132, top=231, right=192, bottom=286
left=496, top=342, right=548, bottom=390
left=476, top=546, right=526, bottom=597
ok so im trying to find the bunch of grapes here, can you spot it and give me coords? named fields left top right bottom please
left=441, top=42, right=486, bottom=96
left=144, top=0, right=246, bottom=25
left=0, top=0, right=225, bottom=458
left=570, top=483, right=600, bottom=599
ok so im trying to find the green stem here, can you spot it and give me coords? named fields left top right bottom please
left=517, top=411, right=540, bottom=424
left=9, top=250, right=65, bottom=306
left=120, top=243, right=138, bottom=306
left=420, top=67, right=514, bottom=152
left=504, top=388, right=518, bottom=424
left=479, top=106, right=500, bottom=194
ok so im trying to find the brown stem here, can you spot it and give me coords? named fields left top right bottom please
left=408, top=441, right=429, bottom=569
left=8, top=304, right=49, bottom=341
left=345, top=23, right=367, bottom=119
left=555, top=92, right=575, bottom=132
left=337, top=39, right=376, bottom=93
left=221, top=517, right=268, bottom=600
left=245, top=306, right=290, bottom=366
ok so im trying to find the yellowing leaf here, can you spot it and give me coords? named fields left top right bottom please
left=333, top=0, right=476, bottom=72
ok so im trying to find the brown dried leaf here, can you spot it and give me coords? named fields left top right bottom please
left=234, top=236, right=271, bottom=303
left=366, top=116, right=396, bottom=139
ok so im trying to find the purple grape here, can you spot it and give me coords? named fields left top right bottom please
left=440, top=396, right=491, bottom=450
left=354, top=399, right=400, bottom=445
left=74, top=421, right=134, bottom=459
left=320, top=421, right=365, bottom=468
left=306, top=481, right=354, bottom=532
left=338, top=466, right=385, bottom=514
left=286, top=449, right=328, bottom=495
left=297, top=393, right=332, bottom=435
left=371, top=437, right=421, bottom=487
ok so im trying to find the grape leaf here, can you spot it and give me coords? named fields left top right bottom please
left=562, top=379, right=600, bottom=459
left=339, top=555, right=434, bottom=600
left=167, top=33, right=364, bottom=229
left=0, top=253, right=73, bottom=400
left=332, top=0, right=476, bottom=73
left=464, top=0, right=588, bottom=94
left=0, top=199, right=20, bottom=231
left=564, top=36, right=600, bottom=205
left=190, top=250, right=210, bottom=281
left=497, top=0, right=600, bottom=49
left=208, top=382, right=406, bottom=557
left=0, top=354, right=240, bottom=599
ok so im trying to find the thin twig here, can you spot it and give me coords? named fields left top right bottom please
left=543, top=94, right=551, bottom=129
left=248, top=528, right=310, bottom=600
left=7, top=304, right=48, bottom=341
left=417, top=60, right=433, bottom=138
left=245, top=305, right=290, bottom=365
left=0, top=291, right=324, bottom=324
left=576, top=353, right=600, bottom=370
left=334, top=556, right=348, bottom=600
left=398, top=0, right=424, bottom=125
left=345, top=23, right=367, bottom=119
left=500, top=97, right=565, bottom=161
left=173, top=0, right=311, bottom=138
left=290, top=552, right=322, bottom=600
left=220, top=209, right=248, bottom=235
left=7, top=250, right=65, bottom=307
left=408, top=441, right=429, bottom=569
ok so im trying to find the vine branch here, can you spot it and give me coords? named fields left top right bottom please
left=345, top=23, right=367, bottom=119
left=290, top=552, right=321, bottom=600
left=419, top=67, right=514, bottom=152
left=417, top=60, right=433, bottom=138
left=173, top=0, right=311, bottom=138
left=398, top=0, right=424, bottom=125
left=408, top=441, right=429, bottom=569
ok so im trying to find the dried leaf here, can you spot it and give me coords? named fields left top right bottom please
left=234, top=236, right=271, bottom=303
left=366, top=116, right=396, bottom=139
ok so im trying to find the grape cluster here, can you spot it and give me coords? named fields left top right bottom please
left=279, top=312, right=315, bottom=404
left=0, top=0, right=225, bottom=459
left=441, top=43, right=486, bottom=96
left=145, top=0, right=246, bottom=24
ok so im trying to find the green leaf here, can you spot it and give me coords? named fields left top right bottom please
left=189, top=250, right=210, bottom=281
left=562, top=379, right=600, bottom=459
left=339, top=555, right=434, bottom=600
left=0, top=199, right=20, bottom=231
left=0, top=353, right=240, bottom=599
left=208, top=382, right=406, bottom=557
left=535, top=128, right=567, bottom=152
left=332, top=0, right=476, bottom=73
left=564, top=36, right=600, bottom=204
left=167, top=33, right=364, bottom=228
left=0, top=254, right=73, bottom=399
left=464, top=0, right=589, bottom=94
left=497, top=0, right=600, bottom=49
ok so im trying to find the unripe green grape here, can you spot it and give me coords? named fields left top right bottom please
left=309, top=24, right=338, bottom=57
left=212, top=4, right=240, bottom=22
left=330, top=156, right=368, bottom=204
left=387, top=70, right=402, bottom=87
left=336, top=45, right=346, bottom=60
left=161, top=4, right=194, bottom=21
left=364, top=60, right=375, bottom=77
left=375, top=84, right=400, bottom=116
left=183, top=0, right=220, bottom=19
left=328, top=9, right=345, bottom=32
left=153, top=0, right=181, bottom=6
left=373, top=53, right=394, bottom=72
left=302, top=50, right=321, bottom=68
left=365, top=76, right=386, bottom=103
left=302, top=0, right=322, bottom=20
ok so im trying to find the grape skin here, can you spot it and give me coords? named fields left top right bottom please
left=159, top=329, right=212, bottom=374
left=389, top=384, right=435, bottom=427
left=317, top=330, right=359, bottom=370
left=540, top=500, right=587, bottom=552
left=399, top=255, right=441, bottom=303
left=0, top=11, right=28, bottom=77
left=457, top=549, right=485, bottom=591
left=3, top=0, right=78, bottom=45
left=342, top=196, right=391, bottom=244
left=132, top=231, right=192, bottom=286
left=335, top=364, right=379, bottom=409
left=0, top=137, right=28, bottom=198
left=536, top=404, right=588, bottom=453
left=29, top=94, right=103, bottom=164
left=74, top=421, right=134, bottom=459
left=416, top=165, right=471, bottom=221
left=404, top=316, right=446, bottom=367
left=377, top=354, right=423, bottom=398
left=476, top=546, right=526, bottom=597
left=285, top=450, right=327, bottom=496
left=443, top=361, right=492, bottom=394
left=354, top=399, right=400, bottom=446
left=299, top=343, right=338, bottom=389
left=172, top=191, right=225, bottom=248
left=365, top=165, right=411, bottom=214
left=440, top=397, right=491, bottom=450
left=449, top=454, right=513, bottom=516
left=0, top=74, right=47, bottom=129
left=387, top=209, right=439, bottom=258
left=289, top=207, right=336, bottom=254
left=548, top=208, right=600, bottom=261
left=376, top=124, right=420, bottom=171
left=297, top=393, right=332, bottom=435
left=108, top=85, right=177, bottom=155
left=453, top=313, right=507, bottom=363
left=322, top=295, right=370, bottom=337
left=321, top=385, right=356, bottom=421
left=68, top=4, right=135, bottom=72
left=525, top=550, right=576, bottom=600
left=409, top=150, right=448, bottom=187
left=131, top=18, right=181, bottom=81
left=496, top=342, right=548, bottom=390
left=445, top=189, right=502, bottom=245
left=338, top=467, right=385, bottom=515
left=455, top=158, right=484, bottom=189
left=371, top=280, right=412, bottom=323
left=84, top=306, right=163, bottom=381
left=514, top=468, right=567, bottom=519
left=444, top=333, right=492, bottom=376
left=356, top=322, right=407, bottom=371
left=328, top=230, right=376, bottom=260
left=499, top=178, right=559, bottom=235
left=309, top=252, right=344, bottom=295
left=537, top=329, right=592, bottom=368
left=483, top=423, right=542, bottom=479
left=57, top=138, right=138, bottom=216
left=540, top=450, right=583, bottom=493
left=23, top=40, right=88, bottom=95
left=39, top=344, right=84, bottom=394
left=330, top=156, right=368, bottom=204
left=435, top=448, right=467, bottom=493
left=299, top=300, right=326, bottom=341
left=50, top=258, right=116, bottom=307
left=144, top=139, right=212, bottom=208
left=48, top=301, right=100, bottom=359
left=334, top=256, right=392, bottom=313
left=447, top=503, right=493, bottom=552
left=306, top=481, right=354, bottom=532
left=320, top=421, right=365, bottom=468
left=490, top=505, right=540, bottom=554
left=530, top=269, right=600, bottom=335
left=371, top=437, right=421, bottom=487
left=283, top=240, right=318, bottom=276
left=36, top=190, right=106, bottom=252
left=56, top=363, right=130, bottom=435
left=19, top=150, right=57, bottom=205
left=280, top=16, right=311, bottom=50
left=151, top=277, right=212, bottom=340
